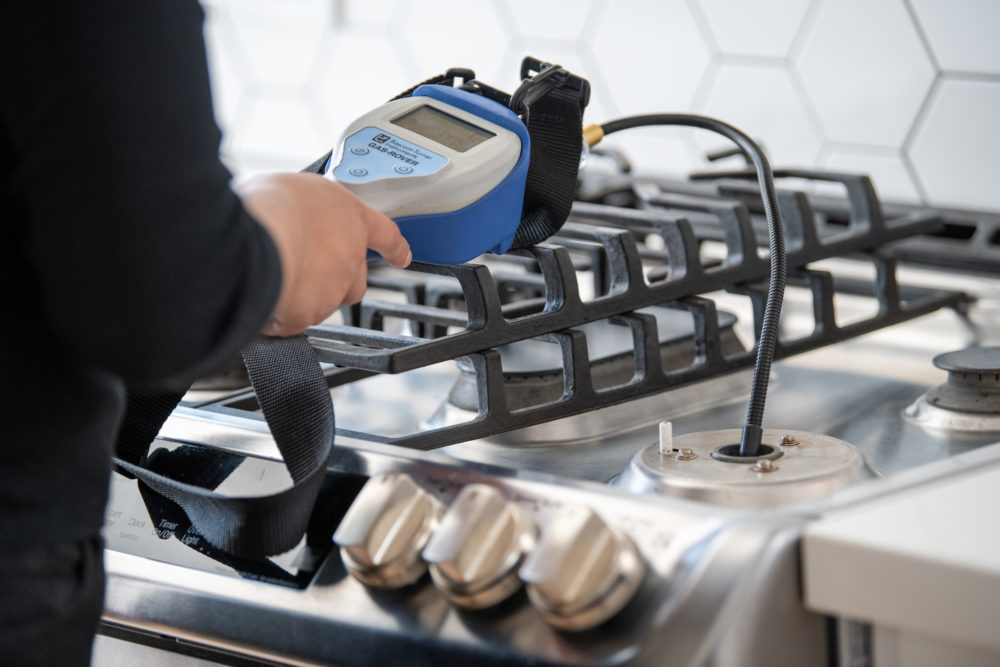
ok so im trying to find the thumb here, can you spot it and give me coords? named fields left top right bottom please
left=363, top=206, right=412, bottom=268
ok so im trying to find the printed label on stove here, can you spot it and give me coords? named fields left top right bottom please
left=102, top=439, right=328, bottom=589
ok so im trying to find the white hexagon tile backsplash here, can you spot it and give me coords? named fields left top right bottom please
left=201, top=0, right=1000, bottom=212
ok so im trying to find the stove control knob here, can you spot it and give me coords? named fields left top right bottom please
left=519, top=505, right=644, bottom=631
left=333, top=472, right=443, bottom=589
left=421, top=484, right=536, bottom=609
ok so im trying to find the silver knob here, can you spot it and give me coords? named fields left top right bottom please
left=421, top=484, right=536, bottom=609
left=519, top=505, right=644, bottom=631
left=333, top=472, right=442, bottom=589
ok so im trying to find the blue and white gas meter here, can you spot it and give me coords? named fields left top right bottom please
left=325, top=84, right=530, bottom=265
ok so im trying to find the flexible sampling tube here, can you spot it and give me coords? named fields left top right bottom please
left=588, top=115, right=786, bottom=457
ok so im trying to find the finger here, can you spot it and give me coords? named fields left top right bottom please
left=263, top=317, right=300, bottom=337
left=342, top=268, right=368, bottom=305
left=362, top=206, right=411, bottom=268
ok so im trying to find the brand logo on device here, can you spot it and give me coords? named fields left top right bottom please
left=373, top=134, right=391, bottom=144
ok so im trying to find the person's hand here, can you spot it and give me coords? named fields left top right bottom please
left=236, top=172, right=411, bottom=337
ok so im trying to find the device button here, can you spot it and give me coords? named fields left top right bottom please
left=393, top=165, right=414, bottom=174
left=350, top=146, right=369, bottom=155
left=347, top=166, right=369, bottom=177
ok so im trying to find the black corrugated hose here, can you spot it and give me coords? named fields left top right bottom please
left=599, top=114, right=787, bottom=457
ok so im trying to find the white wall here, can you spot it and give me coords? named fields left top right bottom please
left=201, top=0, right=1000, bottom=212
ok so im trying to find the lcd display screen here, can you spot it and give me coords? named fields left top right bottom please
left=391, top=105, right=495, bottom=152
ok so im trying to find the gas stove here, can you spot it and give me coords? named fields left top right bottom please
left=96, top=162, right=1000, bottom=666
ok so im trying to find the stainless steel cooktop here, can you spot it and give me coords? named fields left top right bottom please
left=97, top=165, right=1000, bottom=666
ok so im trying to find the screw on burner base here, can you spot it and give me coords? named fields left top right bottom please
left=780, top=434, right=800, bottom=446
left=750, top=459, right=778, bottom=473
left=674, top=448, right=697, bottom=461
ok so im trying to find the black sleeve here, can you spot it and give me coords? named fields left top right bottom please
left=1, top=0, right=282, bottom=387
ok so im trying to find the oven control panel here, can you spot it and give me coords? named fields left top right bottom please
left=334, top=473, right=645, bottom=631
left=102, top=419, right=825, bottom=666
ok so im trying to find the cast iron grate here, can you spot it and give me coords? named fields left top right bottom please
left=650, top=168, right=1000, bottom=275
left=199, top=170, right=972, bottom=449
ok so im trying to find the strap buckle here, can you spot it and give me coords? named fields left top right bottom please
left=511, top=56, right=591, bottom=114
left=444, top=67, right=476, bottom=86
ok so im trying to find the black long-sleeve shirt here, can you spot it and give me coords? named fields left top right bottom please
left=0, top=2, right=282, bottom=546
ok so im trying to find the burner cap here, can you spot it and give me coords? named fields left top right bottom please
left=927, top=346, right=1000, bottom=414
left=933, top=346, right=1000, bottom=375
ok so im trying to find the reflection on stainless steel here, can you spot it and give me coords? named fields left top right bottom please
left=614, top=428, right=875, bottom=508
left=422, top=484, right=535, bottom=609
left=520, top=505, right=644, bottom=632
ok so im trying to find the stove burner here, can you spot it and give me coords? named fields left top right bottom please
left=445, top=309, right=744, bottom=413
left=905, top=346, right=1000, bottom=433
left=613, top=428, right=873, bottom=507
left=929, top=347, right=1000, bottom=413
left=422, top=309, right=750, bottom=445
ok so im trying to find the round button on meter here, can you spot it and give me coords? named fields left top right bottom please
left=350, top=146, right=369, bottom=155
left=393, top=165, right=414, bottom=174
left=347, top=166, right=369, bottom=177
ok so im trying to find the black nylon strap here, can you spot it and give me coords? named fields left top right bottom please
left=113, top=388, right=184, bottom=480
left=510, top=67, right=588, bottom=250
left=390, top=68, right=476, bottom=101
left=114, top=334, right=334, bottom=558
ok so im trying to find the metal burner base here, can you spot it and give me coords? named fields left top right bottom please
left=904, top=396, right=1000, bottom=434
left=613, top=428, right=874, bottom=507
